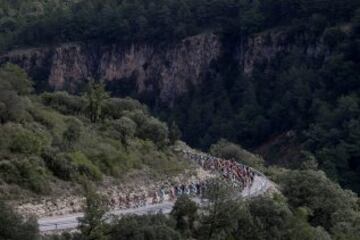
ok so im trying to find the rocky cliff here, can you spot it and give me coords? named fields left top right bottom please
left=0, top=30, right=327, bottom=105
left=0, top=33, right=221, bottom=105
left=237, top=29, right=328, bottom=75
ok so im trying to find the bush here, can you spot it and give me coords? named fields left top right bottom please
left=43, top=151, right=102, bottom=182
left=1, top=156, right=51, bottom=194
left=127, top=110, right=148, bottom=127
left=109, top=215, right=180, bottom=240
left=0, top=160, right=20, bottom=184
left=69, top=152, right=102, bottom=181
left=279, top=170, right=359, bottom=231
left=210, top=139, right=265, bottom=169
left=87, top=142, right=130, bottom=177
left=103, top=98, right=146, bottom=120
left=42, top=150, right=76, bottom=181
left=138, top=117, right=169, bottom=147
left=41, top=92, right=86, bottom=115
left=111, top=117, right=136, bottom=144
left=0, top=63, right=33, bottom=95
left=62, top=118, right=83, bottom=149
left=0, top=201, right=39, bottom=240
left=29, top=106, right=64, bottom=129
left=0, top=63, right=33, bottom=123
left=10, top=128, right=44, bottom=155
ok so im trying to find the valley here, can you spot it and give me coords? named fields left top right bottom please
left=0, top=0, right=359, bottom=240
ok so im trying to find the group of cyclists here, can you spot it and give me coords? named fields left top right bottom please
left=106, top=181, right=207, bottom=209
left=182, top=150, right=255, bottom=191
left=105, top=150, right=256, bottom=210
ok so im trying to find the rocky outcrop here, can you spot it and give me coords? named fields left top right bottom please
left=237, top=30, right=328, bottom=75
left=0, top=30, right=329, bottom=105
left=0, top=33, right=221, bottom=105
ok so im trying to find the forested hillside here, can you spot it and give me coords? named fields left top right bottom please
left=0, top=1, right=360, bottom=239
left=1, top=0, right=359, bottom=193
left=0, top=63, right=184, bottom=197
left=0, top=0, right=358, bottom=50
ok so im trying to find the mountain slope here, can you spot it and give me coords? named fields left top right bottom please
left=0, top=63, right=187, bottom=199
left=1, top=0, right=360, bottom=193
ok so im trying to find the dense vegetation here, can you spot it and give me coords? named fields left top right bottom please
left=44, top=168, right=360, bottom=240
left=0, top=201, right=39, bottom=240
left=0, top=63, right=184, bottom=196
left=2, top=0, right=359, bottom=193
left=0, top=0, right=359, bottom=51
left=0, top=1, right=360, bottom=239
left=1, top=139, right=359, bottom=240
left=169, top=9, right=360, bottom=193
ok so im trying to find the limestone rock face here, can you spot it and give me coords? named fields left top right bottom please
left=0, top=33, right=221, bottom=105
left=236, top=30, right=327, bottom=75
left=0, top=30, right=327, bottom=105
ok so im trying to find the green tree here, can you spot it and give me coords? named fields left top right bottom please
left=279, top=170, right=359, bottom=233
left=0, top=63, right=32, bottom=123
left=199, top=180, right=240, bottom=240
left=299, top=151, right=319, bottom=170
left=112, top=117, right=136, bottom=146
left=10, top=129, right=44, bottom=155
left=0, top=200, right=39, bottom=240
left=210, top=139, right=264, bottom=169
left=63, top=118, right=83, bottom=149
left=85, top=80, right=109, bottom=123
left=171, top=196, right=198, bottom=236
left=109, top=215, right=181, bottom=240
left=233, top=195, right=292, bottom=240
left=0, top=63, right=33, bottom=95
left=138, top=117, right=169, bottom=147
left=79, top=184, right=109, bottom=240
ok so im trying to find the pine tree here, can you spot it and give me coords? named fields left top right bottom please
left=78, top=184, right=109, bottom=240
left=85, top=80, right=109, bottom=123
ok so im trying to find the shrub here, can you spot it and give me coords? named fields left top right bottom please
left=91, top=145, right=123, bottom=176
left=0, top=201, right=39, bottom=240
left=42, top=150, right=76, bottom=181
left=210, top=139, right=265, bottom=169
left=69, top=152, right=102, bottom=181
left=103, top=97, right=146, bottom=120
left=0, top=63, right=33, bottom=95
left=14, top=156, right=50, bottom=194
left=29, top=106, right=64, bottom=129
left=62, top=118, right=83, bottom=149
left=41, top=92, right=86, bottom=115
left=111, top=117, right=136, bottom=144
left=0, top=160, right=20, bottom=184
left=10, top=129, right=44, bottom=155
left=0, top=91, right=31, bottom=123
left=126, top=110, right=148, bottom=127
left=0, top=63, right=33, bottom=123
left=109, top=215, right=181, bottom=240
left=138, top=117, right=169, bottom=147
left=43, top=151, right=102, bottom=182
left=279, top=170, right=359, bottom=231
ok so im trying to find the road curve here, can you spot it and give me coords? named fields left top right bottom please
left=38, top=151, right=273, bottom=233
left=39, top=202, right=175, bottom=232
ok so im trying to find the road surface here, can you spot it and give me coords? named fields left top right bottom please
left=39, top=201, right=175, bottom=232
left=38, top=173, right=271, bottom=233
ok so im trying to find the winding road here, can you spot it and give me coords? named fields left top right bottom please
left=38, top=151, right=273, bottom=233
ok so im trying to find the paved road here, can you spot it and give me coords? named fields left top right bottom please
left=38, top=174, right=271, bottom=233
left=38, top=149, right=273, bottom=233
left=39, top=201, right=175, bottom=232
